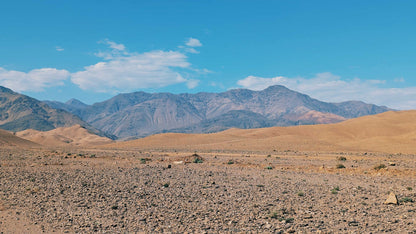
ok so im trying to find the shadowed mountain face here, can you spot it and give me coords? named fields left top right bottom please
left=43, top=98, right=89, bottom=116
left=53, top=85, right=391, bottom=139
left=0, top=86, right=111, bottom=139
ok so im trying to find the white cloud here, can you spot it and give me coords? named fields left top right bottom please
left=185, top=38, right=202, bottom=47
left=0, top=67, right=69, bottom=92
left=237, top=72, right=416, bottom=110
left=55, top=46, right=64, bottom=52
left=237, top=75, right=287, bottom=91
left=71, top=50, right=192, bottom=92
left=71, top=39, right=205, bottom=92
left=1, top=38, right=205, bottom=94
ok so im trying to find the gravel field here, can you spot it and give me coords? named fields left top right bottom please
left=1, top=148, right=416, bottom=233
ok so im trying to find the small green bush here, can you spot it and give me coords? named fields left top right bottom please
left=297, top=191, right=304, bottom=196
left=374, top=164, right=386, bottom=170
left=400, top=197, right=413, bottom=203
left=331, top=186, right=340, bottom=194
left=193, top=158, right=203, bottom=163
left=336, top=164, right=345, bottom=169
left=265, top=166, right=273, bottom=170
left=227, top=160, right=234, bottom=164
left=285, top=218, right=294, bottom=223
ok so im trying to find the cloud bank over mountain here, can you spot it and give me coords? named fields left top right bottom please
left=237, top=72, right=416, bottom=110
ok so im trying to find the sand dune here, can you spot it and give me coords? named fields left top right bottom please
left=17, top=125, right=113, bottom=147
left=105, top=110, right=416, bottom=154
left=0, top=129, right=38, bottom=147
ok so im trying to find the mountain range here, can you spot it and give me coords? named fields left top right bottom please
left=42, top=85, right=391, bottom=139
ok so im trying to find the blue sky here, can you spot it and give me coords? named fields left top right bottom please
left=0, top=0, right=415, bottom=109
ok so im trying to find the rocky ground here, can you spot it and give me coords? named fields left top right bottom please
left=1, top=148, right=416, bottom=233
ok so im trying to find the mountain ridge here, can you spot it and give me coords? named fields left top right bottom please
left=50, top=85, right=391, bottom=139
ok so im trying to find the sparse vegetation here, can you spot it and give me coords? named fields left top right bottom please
left=331, top=186, right=340, bottom=194
left=190, top=153, right=204, bottom=163
left=406, top=187, right=413, bottom=191
left=265, top=166, right=273, bottom=170
left=285, top=217, right=294, bottom=223
left=337, top=156, right=347, bottom=161
left=400, top=197, right=413, bottom=203
left=297, top=191, right=304, bottom=196
left=336, top=164, right=346, bottom=169
left=193, top=157, right=203, bottom=163
left=374, top=164, right=386, bottom=170
left=270, top=212, right=279, bottom=219
left=227, top=160, right=234, bottom=164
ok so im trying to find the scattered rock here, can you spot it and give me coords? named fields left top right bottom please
left=384, top=192, right=398, bottom=205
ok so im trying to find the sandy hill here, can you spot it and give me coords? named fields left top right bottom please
left=17, top=125, right=113, bottom=147
left=0, top=129, right=38, bottom=148
left=104, top=110, right=416, bottom=154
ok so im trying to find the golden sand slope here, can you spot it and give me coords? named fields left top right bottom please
left=0, top=129, right=38, bottom=147
left=17, top=125, right=113, bottom=147
left=105, top=110, right=416, bottom=154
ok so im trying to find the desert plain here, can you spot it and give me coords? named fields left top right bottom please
left=1, top=110, right=416, bottom=233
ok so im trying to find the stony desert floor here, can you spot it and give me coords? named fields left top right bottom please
left=1, top=147, right=416, bottom=233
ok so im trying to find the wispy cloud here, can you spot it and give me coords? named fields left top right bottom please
left=0, top=67, right=69, bottom=92
left=185, top=48, right=200, bottom=54
left=186, top=79, right=199, bottom=89
left=55, top=46, right=64, bottom=52
left=237, top=72, right=416, bottom=110
left=185, top=38, right=202, bottom=47
left=95, top=39, right=129, bottom=60
left=71, top=39, right=206, bottom=92
left=99, top=39, right=126, bottom=51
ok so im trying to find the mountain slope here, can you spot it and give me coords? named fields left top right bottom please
left=79, top=93, right=203, bottom=139
left=166, top=110, right=277, bottom=134
left=105, top=110, right=416, bottom=154
left=0, top=86, right=110, bottom=138
left=72, top=85, right=390, bottom=139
